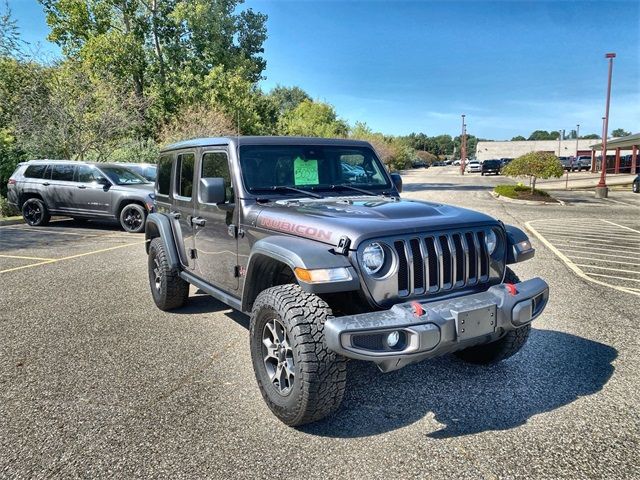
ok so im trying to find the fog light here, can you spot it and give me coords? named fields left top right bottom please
left=386, top=331, right=400, bottom=348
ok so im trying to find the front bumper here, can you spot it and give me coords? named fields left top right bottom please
left=325, top=278, right=549, bottom=372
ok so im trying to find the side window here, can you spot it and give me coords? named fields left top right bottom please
left=202, top=152, right=233, bottom=203
left=75, top=165, right=104, bottom=183
left=175, top=153, right=195, bottom=199
left=24, top=164, right=47, bottom=179
left=51, top=164, right=75, bottom=181
left=157, top=155, right=172, bottom=195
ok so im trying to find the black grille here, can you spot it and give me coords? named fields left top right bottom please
left=394, top=241, right=409, bottom=295
left=393, top=230, right=492, bottom=297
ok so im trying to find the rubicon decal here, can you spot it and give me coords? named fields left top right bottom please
left=259, top=217, right=332, bottom=241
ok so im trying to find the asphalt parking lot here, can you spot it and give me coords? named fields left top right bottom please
left=1, top=169, right=639, bottom=479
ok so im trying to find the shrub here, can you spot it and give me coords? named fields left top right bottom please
left=501, top=151, right=563, bottom=192
left=494, top=184, right=550, bottom=199
left=0, top=194, right=18, bottom=217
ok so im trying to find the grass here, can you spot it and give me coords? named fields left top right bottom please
left=494, top=184, right=554, bottom=201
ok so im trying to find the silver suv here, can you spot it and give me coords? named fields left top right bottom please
left=7, top=160, right=155, bottom=233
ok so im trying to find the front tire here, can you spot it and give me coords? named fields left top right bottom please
left=148, top=238, right=189, bottom=311
left=454, top=267, right=531, bottom=365
left=22, top=198, right=50, bottom=226
left=250, top=284, right=347, bottom=426
left=120, top=203, right=146, bottom=233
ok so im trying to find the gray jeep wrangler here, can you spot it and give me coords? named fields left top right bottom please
left=145, top=136, right=549, bottom=426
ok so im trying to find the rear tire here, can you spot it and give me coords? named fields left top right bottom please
left=22, top=198, right=50, bottom=226
left=454, top=267, right=531, bottom=365
left=148, top=238, right=189, bottom=311
left=250, top=284, right=347, bottom=426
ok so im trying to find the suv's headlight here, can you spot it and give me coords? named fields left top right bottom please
left=485, top=230, right=497, bottom=254
left=362, top=243, right=385, bottom=275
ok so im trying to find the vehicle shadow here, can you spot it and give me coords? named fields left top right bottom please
left=301, top=329, right=616, bottom=438
left=172, top=293, right=250, bottom=329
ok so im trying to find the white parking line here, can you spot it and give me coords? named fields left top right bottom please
left=534, top=230, right=640, bottom=242
left=574, top=264, right=640, bottom=275
left=601, top=220, right=640, bottom=234
left=556, top=247, right=638, bottom=260
left=525, top=220, right=639, bottom=296
left=587, top=273, right=640, bottom=283
left=567, top=255, right=640, bottom=267
left=552, top=242, right=640, bottom=255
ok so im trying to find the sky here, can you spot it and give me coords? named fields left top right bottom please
left=8, top=0, right=640, bottom=140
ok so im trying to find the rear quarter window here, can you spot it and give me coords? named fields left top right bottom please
left=24, top=164, right=48, bottom=179
left=157, top=155, right=172, bottom=195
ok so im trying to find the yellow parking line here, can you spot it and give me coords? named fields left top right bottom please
left=0, top=254, right=56, bottom=261
left=1, top=226, right=103, bottom=237
left=0, top=240, right=148, bottom=274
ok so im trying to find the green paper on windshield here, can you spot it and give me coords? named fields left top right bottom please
left=293, top=157, right=319, bottom=185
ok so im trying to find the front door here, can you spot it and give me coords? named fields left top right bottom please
left=73, top=165, right=112, bottom=215
left=193, top=150, right=239, bottom=292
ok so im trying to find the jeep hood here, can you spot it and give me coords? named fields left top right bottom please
left=252, top=196, right=500, bottom=247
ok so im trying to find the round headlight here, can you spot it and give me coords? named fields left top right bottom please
left=362, top=242, right=385, bottom=275
left=485, top=230, right=497, bottom=254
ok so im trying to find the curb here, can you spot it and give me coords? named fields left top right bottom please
left=490, top=191, right=565, bottom=206
left=0, top=217, right=24, bottom=226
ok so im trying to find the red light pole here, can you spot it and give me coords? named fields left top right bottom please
left=596, top=53, right=616, bottom=198
left=460, top=114, right=466, bottom=175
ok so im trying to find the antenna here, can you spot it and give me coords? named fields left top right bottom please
left=236, top=111, right=240, bottom=160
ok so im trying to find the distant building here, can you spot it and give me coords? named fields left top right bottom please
left=475, top=140, right=595, bottom=161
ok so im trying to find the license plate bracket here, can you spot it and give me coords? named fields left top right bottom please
left=454, top=304, right=497, bottom=341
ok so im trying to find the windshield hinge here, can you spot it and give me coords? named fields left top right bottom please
left=334, top=236, right=351, bottom=256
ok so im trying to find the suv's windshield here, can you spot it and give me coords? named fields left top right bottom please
left=99, top=166, right=150, bottom=185
left=239, top=145, right=391, bottom=195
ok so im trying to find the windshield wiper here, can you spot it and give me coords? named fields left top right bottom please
left=252, top=185, right=323, bottom=199
left=325, top=184, right=387, bottom=197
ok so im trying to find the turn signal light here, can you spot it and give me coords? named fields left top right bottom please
left=294, top=267, right=352, bottom=284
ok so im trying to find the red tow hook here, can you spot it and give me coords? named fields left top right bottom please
left=505, top=283, right=517, bottom=296
left=411, top=302, right=425, bottom=317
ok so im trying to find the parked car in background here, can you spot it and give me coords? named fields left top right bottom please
left=575, top=156, right=592, bottom=171
left=633, top=175, right=639, bottom=193
left=117, top=162, right=157, bottom=181
left=411, top=159, right=428, bottom=168
left=7, top=160, right=155, bottom=233
left=559, top=157, right=574, bottom=171
left=481, top=159, right=502, bottom=175
left=466, top=160, right=481, bottom=173
left=499, top=158, right=513, bottom=167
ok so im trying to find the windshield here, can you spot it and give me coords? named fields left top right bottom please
left=239, top=145, right=391, bottom=194
left=484, top=160, right=500, bottom=167
left=99, top=166, right=150, bottom=185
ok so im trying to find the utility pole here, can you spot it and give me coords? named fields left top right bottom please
left=460, top=114, right=466, bottom=175
left=596, top=53, right=616, bottom=198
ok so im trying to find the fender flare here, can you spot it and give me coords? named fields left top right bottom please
left=241, top=235, right=360, bottom=312
left=145, top=213, right=181, bottom=269
left=505, top=224, right=535, bottom=264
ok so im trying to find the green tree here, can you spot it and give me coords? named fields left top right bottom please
left=611, top=128, right=630, bottom=138
left=527, top=130, right=560, bottom=141
left=0, top=0, right=23, bottom=57
left=511, top=135, right=526, bottom=141
left=580, top=133, right=600, bottom=139
left=268, top=85, right=311, bottom=115
left=278, top=100, right=348, bottom=138
left=502, top=151, right=564, bottom=193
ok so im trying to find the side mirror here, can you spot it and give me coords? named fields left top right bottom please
left=200, top=177, right=226, bottom=204
left=390, top=172, right=403, bottom=193
left=96, top=176, right=110, bottom=188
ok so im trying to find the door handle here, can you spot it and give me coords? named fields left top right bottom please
left=169, top=211, right=181, bottom=219
left=43, top=182, right=50, bottom=186
left=191, top=217, right=206, bottom=227
left=78, top=185, right=87, bottom=189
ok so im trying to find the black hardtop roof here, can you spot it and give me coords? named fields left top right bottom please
left=160, top=136, right=373, bottom=153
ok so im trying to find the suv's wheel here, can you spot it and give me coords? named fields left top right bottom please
left=120, top=204, right=146, bottom=233
left=454, top=267, right=531, bottom=365
left=633, top=181, right=639, bottom=193
left=22, top=198, right=50, bottom=226
left=250, top=284, right=347, bottom=426
left=148, top=238, right=189, bottom=310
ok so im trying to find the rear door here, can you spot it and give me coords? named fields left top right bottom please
left=192, top=149, right=239, bottom=291
left=172, top=152, right=196, bottom=269
left=49, top=163, right=77, bottom=212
